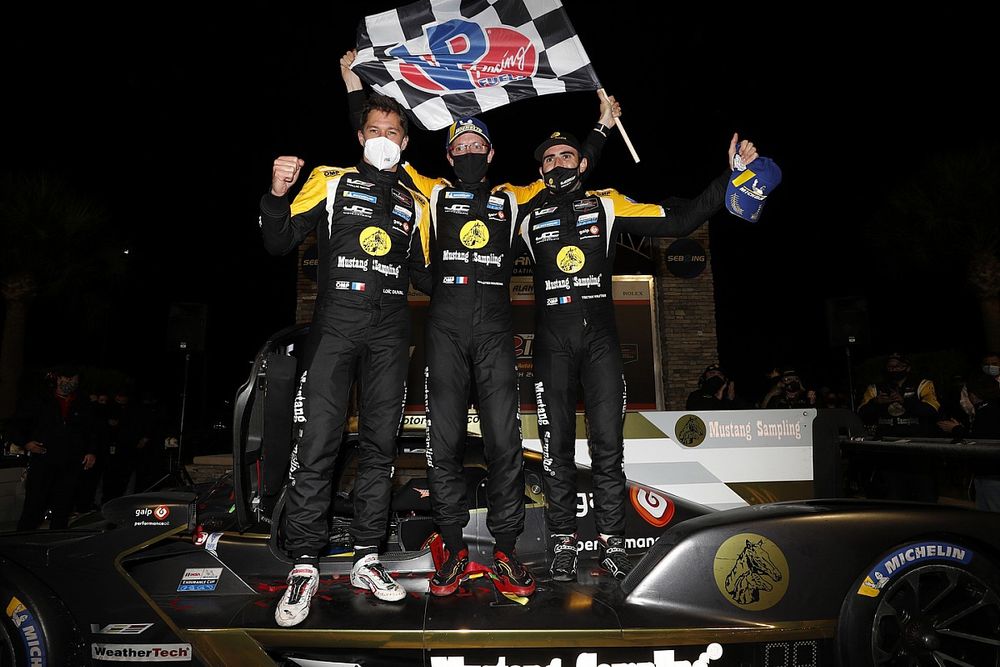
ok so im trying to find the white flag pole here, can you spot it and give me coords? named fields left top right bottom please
left=598, top=88, right=640, bottom=164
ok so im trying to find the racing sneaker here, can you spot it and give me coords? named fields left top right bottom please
left=430, top=548, right=471, bottom=596
left=549, top=533, right=578, bottom=582
left=492, top=549, right=536, bottom=597
left=598, top=535, right=633, bottom=580
left=274, top=564, right=319, bottom=627
left=351, top=553, right=406, bottom=602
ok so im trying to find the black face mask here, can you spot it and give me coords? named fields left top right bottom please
left=785, top=381, right=802, bottom=393
left=887, top=370, right=907, bottom=382
left=452, top=153, right=490, bottom=184
left=543, top=166, right=580, bottom=195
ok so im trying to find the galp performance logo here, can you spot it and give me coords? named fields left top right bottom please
left=388, top=19, right=538, bottom=92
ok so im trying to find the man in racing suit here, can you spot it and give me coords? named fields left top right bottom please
left=521, top=131, right=759, bottom=581
left=339, top=51, right=618, bottom=597
left=260, top=93, right=431, bottom=626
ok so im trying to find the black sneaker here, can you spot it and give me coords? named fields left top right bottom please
left=599, top=535, right=633, bottom=580
left=492, top=550, right=536, bottom=597
left=549, top=533, right=578, bottom=582
left=429, top=548, right=470, bottom=596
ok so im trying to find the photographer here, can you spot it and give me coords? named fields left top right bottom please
left=763, top=368, right=816, bottom=409
left=686, top=365, right=749, bottom=410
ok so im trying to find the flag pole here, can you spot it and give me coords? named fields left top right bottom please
left=598, top=88, right=640, bottom=164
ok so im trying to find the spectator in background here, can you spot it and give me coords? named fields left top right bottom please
left=133, top=392, right=169, bottom=492
left=101, top=389, right=141, bottom=502
left=686, top=364, right=749, bottom=410
left=13, top=367, right=97, bottom=530
left=763, top=368, right=816, bottom=409
left=858, top=353, right=940, bottom=437
left=938, top=372, right=1000, bottom=511
left=857, top=352, right=940, bottom=501
left=75, top=385, right=110, bottom=512
left=981, top=352, right=1000, bottom=383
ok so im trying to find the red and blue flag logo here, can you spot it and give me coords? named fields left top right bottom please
left=388, top=19, right=538, bottom=93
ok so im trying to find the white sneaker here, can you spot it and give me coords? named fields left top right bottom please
left=274, top=564, right=319, bottom=627
left=350, top=553, right=405, bottom=602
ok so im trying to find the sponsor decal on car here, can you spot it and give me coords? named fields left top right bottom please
left=713, top=533, right=789, bottom=611
left=6, top=596, right=47, bottom=666
left=134, top=505, right=171, bottom=527
left=856, top=542, right=973, bottom=598
left=91, top=643, right=192, bottom=662
left=630, top=487, right=675, bottom=528
left=429, top=644, right=724, bottom=666
left=90, top=623, right=154, bottom=635
left=177, top=567, right=223, bottom=592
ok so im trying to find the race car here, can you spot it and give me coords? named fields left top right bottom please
left=0, top=324, right=998, bottom=667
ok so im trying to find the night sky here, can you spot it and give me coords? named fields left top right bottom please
left=4, top=3, right=996, bottom=429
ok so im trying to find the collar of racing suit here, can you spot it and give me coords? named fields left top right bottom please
left=356, top=160, right=401, bottom=186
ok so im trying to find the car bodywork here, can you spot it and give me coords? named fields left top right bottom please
left=0, top=325, right=998, bottom=666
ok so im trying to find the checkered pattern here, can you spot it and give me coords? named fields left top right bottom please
left=354, top=0, right=600, bottom=130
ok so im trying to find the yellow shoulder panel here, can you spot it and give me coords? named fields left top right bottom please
left=290, top=166, right=356, bottom=216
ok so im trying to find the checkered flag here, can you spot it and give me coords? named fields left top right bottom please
left=354, top=0, right=601, bottom=131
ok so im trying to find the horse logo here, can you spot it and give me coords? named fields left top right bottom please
left=674, top=414, right=706, bottom=447
left=713, top=533, right=789, bottom=610
left=359, top=227, right=391, bottom=257
left=556, top=245, right=585, bottom=273
left=460, top=220, right=489, bottom=249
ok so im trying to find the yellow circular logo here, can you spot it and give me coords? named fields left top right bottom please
left=460, top=220, right=489, bottom=249
left=674, top=414, right=706, bottom=447
left=359, top=227, right=391, bottom=256
left=556, top=245, right=585, bottom=274
left=713, top=533, right=789, bottom=611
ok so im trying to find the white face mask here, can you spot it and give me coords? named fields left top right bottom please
left=984, top=365, right=1000, bottom=377
left=363, top=136, right=402, bottom=171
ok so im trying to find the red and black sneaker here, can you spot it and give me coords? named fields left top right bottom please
left=492, top=550, right=536, bottom=597
left=429, top=548, right=471, bottom=596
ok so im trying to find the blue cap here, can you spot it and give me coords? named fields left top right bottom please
left=725, top=156, right=782, bottom=223
left=446, top=117, right=491, bottom=148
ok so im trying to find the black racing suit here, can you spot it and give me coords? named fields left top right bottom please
left=260, top=161, right=430, bottom=560
left=398, top=131, right=606, bottom=550
left=520, top=175, right=728, bottom=536
left=418, top=179, right=536, bottom=547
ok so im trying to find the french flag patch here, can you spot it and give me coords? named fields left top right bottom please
left=352, top=282, right=366, bottom=291
left=559, top=296, right=572, bottom=304
left=455, top=276, right=469, bottom=285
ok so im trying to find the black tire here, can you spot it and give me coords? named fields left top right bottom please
left=0, top=558, right=85, bottom=666
left=837, top=545, right=1000, bottom=666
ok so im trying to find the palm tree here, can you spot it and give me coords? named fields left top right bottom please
left=0, top=171, right=117, bottom=417
left=867, top=145, right=1000, bottom=351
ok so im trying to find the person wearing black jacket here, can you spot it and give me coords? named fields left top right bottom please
left=520, top=131, right=759, bottom=581
left=260, top=93, right=431, bottom=627
left=338, top=50, right=616, bottom=597
left=14, top=367, right=97, bottom=530
left=938, top=372, right=1000, bottom=511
